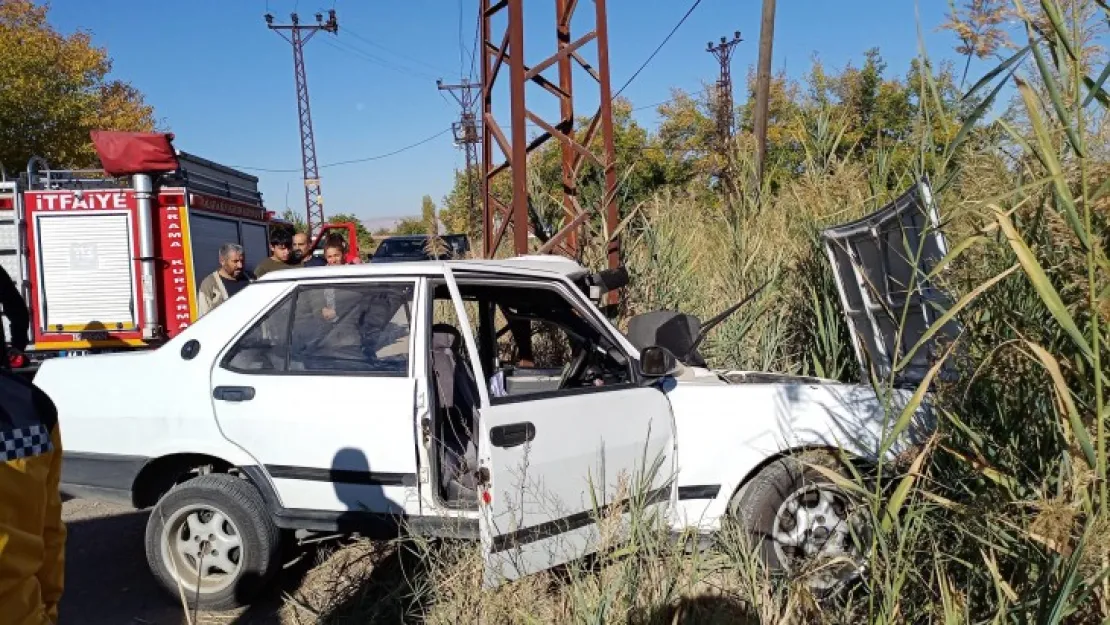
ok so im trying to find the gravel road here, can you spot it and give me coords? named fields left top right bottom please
left=59, top=498, right=295, bottom=625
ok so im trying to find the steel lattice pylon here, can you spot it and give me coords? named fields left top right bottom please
left=480, top=0, right=621, bottom=294
left=438, top=78, right=482, bottom=238
left=266, top=11, right=338, bottom=237
left=707, top=32, right=741, bottom=154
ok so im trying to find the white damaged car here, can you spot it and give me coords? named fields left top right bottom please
left=35, top=181, right=952, bottom=609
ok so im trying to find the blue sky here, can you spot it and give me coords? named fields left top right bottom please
left=44, top=0, right=984, bottom=223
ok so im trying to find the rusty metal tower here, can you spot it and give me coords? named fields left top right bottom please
left=265, top=10, right=338, bottom=237
left=437, top=78, right=482, bottom=238
left=480, top=0, right=621, bottom=283
left=707, top=31, right=741, bottom=152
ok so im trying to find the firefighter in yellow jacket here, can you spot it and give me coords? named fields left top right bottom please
left=0, top=265, right=65, bottom=625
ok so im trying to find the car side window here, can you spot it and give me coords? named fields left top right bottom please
left=223, top=281, right=414, bottom=376
left=288, top=282, right=413, bottom=375
left=432, top=280, right=632, bottom=401
left=223, top=294, right=295, bottom=373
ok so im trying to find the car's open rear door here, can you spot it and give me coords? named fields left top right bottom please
left=441, top=266, right=678, bottom=587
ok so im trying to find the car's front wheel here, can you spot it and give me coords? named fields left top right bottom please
left=728, top=453, right=871, bottom=595
left=144, top=474, right=280, bottom=611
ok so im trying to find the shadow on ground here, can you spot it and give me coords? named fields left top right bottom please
left=60, top=506, right=318, bottom=625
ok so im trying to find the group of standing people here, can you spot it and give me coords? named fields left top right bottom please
left=197, top=229, right=354, bottom=316
left=0, top=227, right=356, bottom=624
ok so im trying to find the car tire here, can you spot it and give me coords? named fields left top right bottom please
left=727, top=452, right=869, bottom=595
left=144, top=473, right=280, bottom=611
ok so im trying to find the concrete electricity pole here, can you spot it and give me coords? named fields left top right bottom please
left=752, top=0, right=776, bottom=189
left=706, top=32, right=741, bottom=154
left=265, top=10, right=338, bottom=237
left=437, top=78, right=481, bottom=238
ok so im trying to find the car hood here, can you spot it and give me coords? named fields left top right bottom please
left=623, top=179, right=962, bottom=389
left=820, top=178, right=962, bottom=386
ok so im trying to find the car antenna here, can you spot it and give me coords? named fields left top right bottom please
left=683, top=278, right=774, bottom=362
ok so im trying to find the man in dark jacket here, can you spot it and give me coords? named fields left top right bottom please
left=0, top=265, right=29, bottom=367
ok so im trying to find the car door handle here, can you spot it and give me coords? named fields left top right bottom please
left=490, top=422, right=535, bottom=448
left=213, top=386, right=255, bottom=402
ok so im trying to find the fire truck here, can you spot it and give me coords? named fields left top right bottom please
left=0, top=133, right=359, bottom=373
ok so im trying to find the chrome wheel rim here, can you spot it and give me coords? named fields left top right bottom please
left=159, top=504, right=244, bottom=595
left=771, top=483, right=866, bottom=591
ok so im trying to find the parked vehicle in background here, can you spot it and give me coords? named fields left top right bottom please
left=370, top=234, right=470, bottom=263
left=0, top=131, right=367, bottom=379
left=0, top=137, right=276, bottom=375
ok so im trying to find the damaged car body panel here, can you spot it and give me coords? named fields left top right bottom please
left=821, top=179, right=962, bottom=387
left=629, top=180, right=952, bottom=531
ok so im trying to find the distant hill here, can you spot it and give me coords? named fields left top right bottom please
left=360, top=216, right=416, bottom=233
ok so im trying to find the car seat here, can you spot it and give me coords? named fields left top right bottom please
left=429, top=323, right=480, bottom=502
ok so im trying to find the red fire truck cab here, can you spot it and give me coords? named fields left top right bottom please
left=1, top=150, right=283, bottom=368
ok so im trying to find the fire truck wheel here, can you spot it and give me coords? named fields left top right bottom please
left=144, top=473, right=280, bottom=611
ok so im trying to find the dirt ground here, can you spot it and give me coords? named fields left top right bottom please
left=60, top=498, right=303, bottom=625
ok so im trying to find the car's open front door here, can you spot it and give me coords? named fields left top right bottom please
left=440, top=266, right=678, bottom=587
left=476, top=389, right=676, bottom=585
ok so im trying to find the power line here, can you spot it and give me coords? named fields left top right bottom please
left=457, top=0, right=467, bottom=77
left=232, top=127, right=452, bottom=173
left=319, top=36, right=440, bottom=81
left=633, top=99, right=675, bottom=111
left=342, top=26, right=453, bottom=76
left=613, top=0, right=703, bottom=98
left=467, top=2, right=480, bottom=81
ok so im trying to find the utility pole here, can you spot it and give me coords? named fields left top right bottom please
left=752, top=0, right=776, bottom=189
left=480, top=0, right=621, bottom=288
left=265, top=10, right=338, bottom=237
left=706, top=32, right=741, bottom=155
left=437, top=78, right=481, bottom=238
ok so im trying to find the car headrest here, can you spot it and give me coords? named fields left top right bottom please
left=431, top=323, right=462, bottom=352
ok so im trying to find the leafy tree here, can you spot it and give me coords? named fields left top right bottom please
left=280, top=208, right=308, bottom=234
left=420, top=195, right=438, bottom=234
left=327, top=212, right=375, bottom=255
left=439, top=167, right=478, bottom=237
left=0, top=1, right=156, bottom=170
left=394, top=217, right=426, bottom=235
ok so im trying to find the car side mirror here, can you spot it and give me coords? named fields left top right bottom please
left=639, top=345, right=679, bottom=378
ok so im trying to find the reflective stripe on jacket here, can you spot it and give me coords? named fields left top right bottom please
left=0, top=373, right=65, bottom=625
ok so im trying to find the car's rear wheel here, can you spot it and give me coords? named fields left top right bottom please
left=728, top=453, right=870, bottom=595
left=144, top=474, right=280, bottom=611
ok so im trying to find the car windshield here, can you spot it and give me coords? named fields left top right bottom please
left=375, top=239, right=428, bottom=258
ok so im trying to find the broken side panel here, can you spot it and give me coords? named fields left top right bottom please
left=821, top=180, right=962, bottom=387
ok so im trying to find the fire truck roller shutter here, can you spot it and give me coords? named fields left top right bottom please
left=188, top=213, right=240, bottom=277
left=36, top=213, right=136, bottom=331
left=240, top=222, right=268, bottom=271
